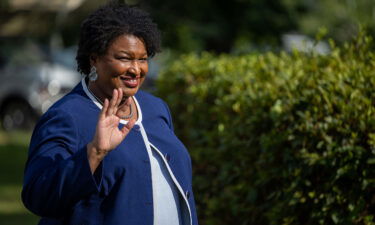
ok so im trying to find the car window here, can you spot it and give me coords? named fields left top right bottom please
left=51, top=46, right=77, bottom=69
left=6, top=41, right=48, bottom=66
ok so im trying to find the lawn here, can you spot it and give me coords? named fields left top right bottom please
left=0, top=131, right=39, bottom=225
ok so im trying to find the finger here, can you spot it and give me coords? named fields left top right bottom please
left=112, top=89, right=122, bottom=115
left=107, top=89, right=118, bottom=116
left=116, top=88, right=123, bottom=109
left=124, top=95, right=131, bottom=106
left=100, top=98, right=109, bottom=119
left=121, top=119, right=136, bottom=135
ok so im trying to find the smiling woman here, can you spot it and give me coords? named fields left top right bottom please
left=21, top=1, right=199, bottom=225
left=88, top=34, right=148, bottom=121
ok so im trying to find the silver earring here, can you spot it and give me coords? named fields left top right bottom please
left=89, top=66, right=98, bottom=81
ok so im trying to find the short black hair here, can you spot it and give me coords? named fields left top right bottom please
left=76, top=1, right=161, bottom=75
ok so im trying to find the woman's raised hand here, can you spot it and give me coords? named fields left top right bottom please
left=87, top=88, right=135, bottom=173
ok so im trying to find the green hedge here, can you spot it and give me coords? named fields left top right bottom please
left=156, top=32, right=375, bottom=225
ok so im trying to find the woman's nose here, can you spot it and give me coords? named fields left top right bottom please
left=128, top=61, right=141, bottom=76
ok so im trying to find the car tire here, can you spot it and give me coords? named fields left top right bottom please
left=1, top=100, right=37, bottom=131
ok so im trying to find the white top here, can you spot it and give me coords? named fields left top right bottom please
left=150, top=146, right=182, bottom=225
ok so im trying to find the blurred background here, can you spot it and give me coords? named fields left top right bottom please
left=0, top=0, right=374, bottom=224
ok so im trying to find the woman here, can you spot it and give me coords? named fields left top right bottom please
left=22, top=2, right=198, bottom=225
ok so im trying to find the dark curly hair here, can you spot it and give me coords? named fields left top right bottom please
left=76, top=1, right=161, bottom=75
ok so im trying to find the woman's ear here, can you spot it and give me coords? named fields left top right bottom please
left=89, top=54, right=98, bottom=66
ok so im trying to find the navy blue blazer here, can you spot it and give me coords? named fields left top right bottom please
left=22, top=80, right=198, bottom=225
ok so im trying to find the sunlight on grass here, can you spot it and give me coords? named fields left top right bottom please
left=0, top=130, right=32, bottom=146
left=0, top=130, right=39, bottom=225
left=0, top=185, right=26, bottom=214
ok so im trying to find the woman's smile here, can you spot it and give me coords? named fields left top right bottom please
left=120, top=75, right=140, bottom=88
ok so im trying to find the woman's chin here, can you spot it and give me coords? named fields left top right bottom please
left=120, top=87, right=139, bottom=97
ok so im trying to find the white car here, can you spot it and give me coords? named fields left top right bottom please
left=0, top=40, right=81, bottom=130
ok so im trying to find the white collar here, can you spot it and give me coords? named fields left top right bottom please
left=81, top=77, right=142, bottom=125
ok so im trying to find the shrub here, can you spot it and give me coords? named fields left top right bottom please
left=156, top=32, right=375, bottom=225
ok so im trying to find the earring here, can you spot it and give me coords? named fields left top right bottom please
left=89, top=66, right=98, bottom=81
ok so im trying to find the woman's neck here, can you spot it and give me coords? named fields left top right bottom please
left=87, top=80, right=136, bottom=120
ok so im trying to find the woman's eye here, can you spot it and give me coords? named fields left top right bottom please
left=117, top=57, right=148, bottom=62
left=118, top=57, right=131, bottom=61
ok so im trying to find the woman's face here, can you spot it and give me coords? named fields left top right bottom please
left=91, top=34, right=148, bottom=99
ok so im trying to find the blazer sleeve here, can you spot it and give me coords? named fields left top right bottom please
left=22, top=109, right=102, bottom=218
left=160, top=99, right=174, bottom=131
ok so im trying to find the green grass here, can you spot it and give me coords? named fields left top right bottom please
left=0, top=131, right=39, bottom=225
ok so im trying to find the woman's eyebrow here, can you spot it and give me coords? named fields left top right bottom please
left=118, top=50, right=131, bottom=55
left=118, top=51, right=148, bottom=57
